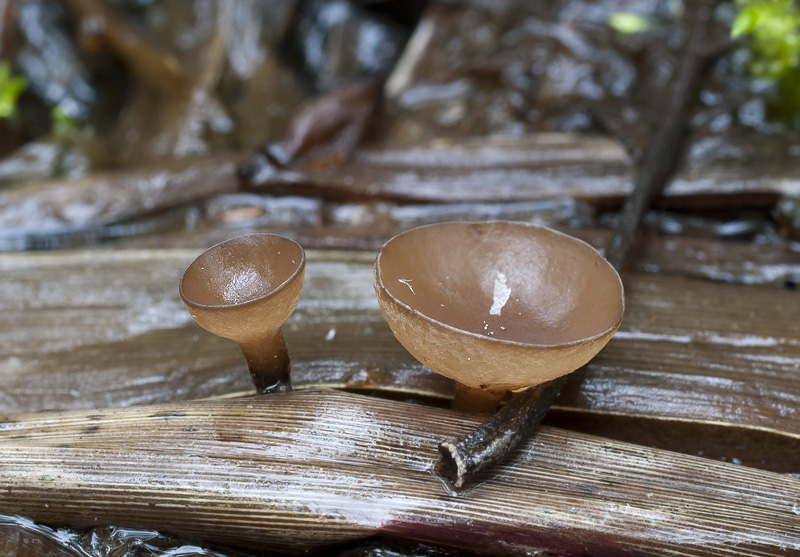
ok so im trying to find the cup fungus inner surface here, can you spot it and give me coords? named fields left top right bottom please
left=181, top=234, right=304, bottom=308
left=377, top=222, right=623, bottom=346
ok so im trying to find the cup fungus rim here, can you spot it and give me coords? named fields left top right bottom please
left=179, top=233, right=307, bottom=311
left=374, top=220, right=625, bottom=350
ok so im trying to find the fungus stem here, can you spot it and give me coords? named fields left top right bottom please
left=451, top=384, right=506, bottom=413
left=239, top=331, right=292, bottom=395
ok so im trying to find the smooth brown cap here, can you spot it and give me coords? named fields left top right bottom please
left=180, top=234, right=305, bottom=345
left=374, top=221, right=624, bottom=390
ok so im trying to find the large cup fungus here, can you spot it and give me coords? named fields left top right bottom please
left=375, top=221, right=623, bottom=406
left=180, top=234, right=306, bottom=394
left=374, top=221, right=625, bottom=411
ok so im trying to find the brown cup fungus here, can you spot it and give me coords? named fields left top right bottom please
left=374, top=221, right=624, bottom=411
left=180, top=234, right=306, bottom=395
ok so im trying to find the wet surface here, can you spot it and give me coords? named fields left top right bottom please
left=0, top=514, right=242, bottom=557
left=284, top=0, right=414, bottom=91
left=0, top=0, right=797, bottom=241
left=1, top=391, right=798, bottom=555
left=382, top=0, right=641, bottom=142
left=2, top=0, right=800, bottom=554
left=0, top=249, right=797, bottom=442
left=0, top=513, right=469, bottom=557
left=15, top=0, right=96, bottom=121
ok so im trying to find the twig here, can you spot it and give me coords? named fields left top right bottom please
left=604, top=1, right=719, bottom=270
left=438, top=0, right=723, bottom=489
left=439, top=377, right=566, bottom=488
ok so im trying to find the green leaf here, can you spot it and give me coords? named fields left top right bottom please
left=607, top=12, right=653, bottom=35
left=731, top=0, right=800, bottom=126
left=50, top=104, right=79, bottom=138
left=0, top=62, right=27, bottom=119
left=731, top=9, right=756, bottom=37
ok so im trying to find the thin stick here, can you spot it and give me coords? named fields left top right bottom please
left=439, top=377, right=566, bottom=488
left=603, top=2, right=718, bottom=270
left=438, top=0, right=721, bottom=488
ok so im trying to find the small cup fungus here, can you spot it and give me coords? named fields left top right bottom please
left=374, top=221, right=624, bottom=411
left=180, top=233, right=306, bottom=394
